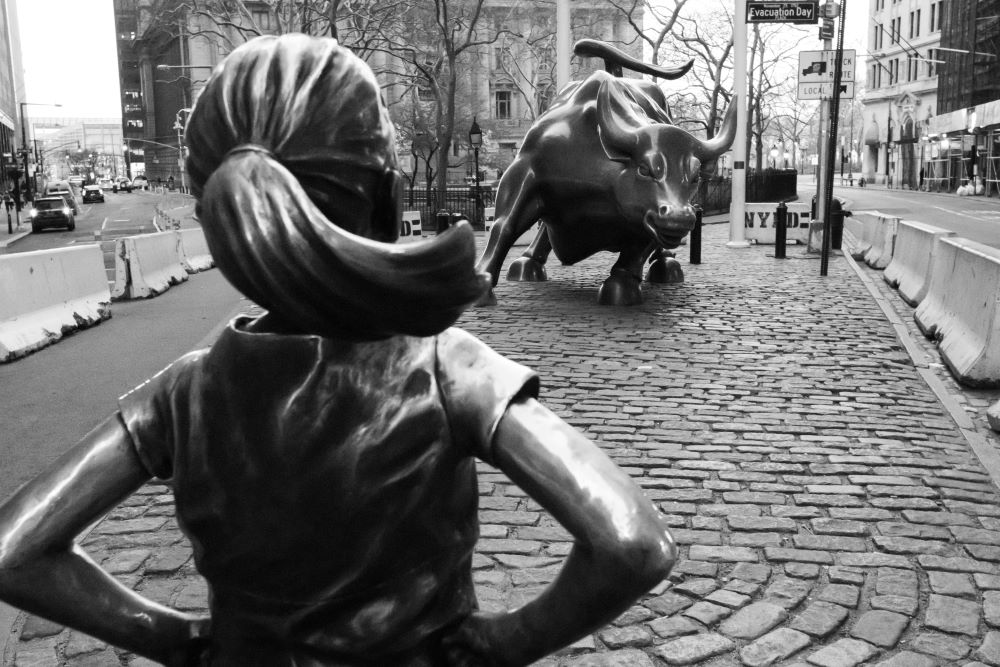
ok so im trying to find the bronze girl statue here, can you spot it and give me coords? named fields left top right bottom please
left=0, top=35, right=675, bottom=666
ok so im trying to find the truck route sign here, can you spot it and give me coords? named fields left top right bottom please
left=747, top=1, right=819, bottom=24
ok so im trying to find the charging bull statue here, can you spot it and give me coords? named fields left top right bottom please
left=477, top=40, right=737, bottom=306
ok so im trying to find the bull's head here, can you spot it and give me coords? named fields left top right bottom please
left=597, top=79, right=737, bottom=247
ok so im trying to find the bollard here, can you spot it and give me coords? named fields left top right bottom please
left=437, top=210, right=450, bottom=234
left=775, top=201, right=787, bottom=259
left=689, top=206, right=702, bottom=265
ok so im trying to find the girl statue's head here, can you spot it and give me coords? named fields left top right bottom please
left=185, top=34, right=487, bottom=340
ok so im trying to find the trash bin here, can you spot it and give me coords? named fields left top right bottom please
left=810, top=195, right=849, bottom=250
left=436, top=209, right=450, bottom=234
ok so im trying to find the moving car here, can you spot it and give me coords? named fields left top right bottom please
left=42, top=181, right=80, bottom=214
left=98, top=178, right=114, bottom=191
left=82, top=185, right=104, bottom=203
left=131, top=175, right=149, bottom=190
left=29, top=196, right=75, bottom=232
left=113, top=178, right=132, bottom=193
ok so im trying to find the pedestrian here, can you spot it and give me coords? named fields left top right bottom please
left=0, top=34, right=675, bottom=667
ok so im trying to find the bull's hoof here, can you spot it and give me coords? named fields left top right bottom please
left=597, top=270, right=643, bottom=306
left=507, top=257, right=547, bottom=282
left=646, top=256, right=684, bottom=284
left=473, top=288, right=498, bottom=307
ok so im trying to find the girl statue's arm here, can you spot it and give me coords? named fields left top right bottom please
left=444, top=397, right=676, bottom=666
left=0, top=414, right=210, bottom=666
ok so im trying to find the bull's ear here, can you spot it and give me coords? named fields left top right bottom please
left=596, top=78, right=647, bottom=162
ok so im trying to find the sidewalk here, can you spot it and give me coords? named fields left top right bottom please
left=8, top=224, right=1000, bottom=666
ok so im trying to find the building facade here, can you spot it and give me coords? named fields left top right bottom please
left=860, top=0, right=942, bottom=189
left=0, top=0, right=22, bottom=195
left=924, top=0, right=1000, bottom=195
left=28, top=118, right=124, bottom=182
left=112, top=1, right=642, bottom=188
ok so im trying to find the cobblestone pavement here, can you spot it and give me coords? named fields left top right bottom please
left=8, top=223, right=1000, bottom=666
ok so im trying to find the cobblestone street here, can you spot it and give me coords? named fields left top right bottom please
left=9, top=222, right=1000, bottom=666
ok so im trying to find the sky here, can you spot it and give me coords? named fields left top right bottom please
left=10, top=0, right=868, bottom=120
left=16, top=0, right=121, bottom=118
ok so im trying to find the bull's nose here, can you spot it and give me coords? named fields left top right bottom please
left=656, top=205, right=695, bottom=223
left=658, top=205, right=673, bottom=217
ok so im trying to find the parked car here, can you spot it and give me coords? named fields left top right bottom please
left=29, top=196, right=75, bottom=232
left=98, top=178, right=114, bottom=191
left=82, top=185, right=105, bottom=203
left=131, top=175, right=149, bottom=190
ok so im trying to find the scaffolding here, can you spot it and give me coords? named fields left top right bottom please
left=924, top=142, right=951, bottom=192
left=986, top=129, right=1000, bottom=197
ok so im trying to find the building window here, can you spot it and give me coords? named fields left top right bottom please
left=915, top=9, right=921, bottom=37
left=495, top=90, right=511, bottom=119
left=251, top=9, right=275, bottom=31
left=927, top=48, right=938, bottom=77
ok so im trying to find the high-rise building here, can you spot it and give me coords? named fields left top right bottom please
left=0, top=0, right=23, bottom=195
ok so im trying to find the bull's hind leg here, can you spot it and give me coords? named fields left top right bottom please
left=507, top=222, right=551, bottom=282
left=645, top=245, right=684, bottom=284
left=597, top=240, right=649, bottom=306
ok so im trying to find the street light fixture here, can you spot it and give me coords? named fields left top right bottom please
left=469, top=117, right=482, bottom=229
left=173, top=107, right=192, bottom=193
left=19, top=102, right=62, bottom=203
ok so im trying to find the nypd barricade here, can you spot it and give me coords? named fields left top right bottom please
left=743, top=202, right=811, bottom=244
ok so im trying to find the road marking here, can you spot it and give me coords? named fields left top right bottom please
left=101, top=217, right=109, bottom=230
left=933, top=205, right=982, bottom=221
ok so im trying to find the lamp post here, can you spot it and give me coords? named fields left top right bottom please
left=468, top=117, right=483, bottom=229
left=173, top=107, right=192, bottom=193
left=19, top=102, right=62, bottom=203
left=769, top=144, right=778, bottom=169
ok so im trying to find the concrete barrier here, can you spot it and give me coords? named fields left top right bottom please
left=846, top=211, right=885, bottom=260
left=861, top=213, right=899, bottom=269
left=743, top=202, right=811, bottom=244
left=0, top=245, right=110, bottom=362
left=883, top=220, right=955, bottom=306
left=398, top=210, right=423, bottom=243
left=176, top=228, right=214, bottom=273
left=914, top=237, right=1000, bottom=387
left=111, top=231, right=189, bottom=300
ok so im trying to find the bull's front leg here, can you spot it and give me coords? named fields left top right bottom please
left=474, top=165, right=543, bottom=306
left=597, top=239, right=652, bottom=306
left=507, top=222, right=551, bottom=282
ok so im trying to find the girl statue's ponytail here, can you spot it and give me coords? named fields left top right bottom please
left=184, top=35, right=487, bottom=340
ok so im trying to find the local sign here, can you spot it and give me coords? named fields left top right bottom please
left=747, top=1, right=819, bottom=24
left=797, top=81, right=855, bottom=100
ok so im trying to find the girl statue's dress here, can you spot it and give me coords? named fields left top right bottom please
left=0, top=35, right=675, bottom=666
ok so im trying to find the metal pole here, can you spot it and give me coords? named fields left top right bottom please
left=473, top=146, right=480, bottom=229
left=556, top=0, right=570, bottom=89
left=775, top=201, right=787, bottom=259
left=728, top=0, right=750, bottom=247
left=19, top=103, right=30, bottom=203
left=690, top=206, right=702, bottom=264
left=821, top=1, right=847, bottom=277
left=815, top=19, right=833, bottom=246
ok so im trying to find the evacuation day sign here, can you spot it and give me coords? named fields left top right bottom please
left=746, top=1, right=819, bottom=24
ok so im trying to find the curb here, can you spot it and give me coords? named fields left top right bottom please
left=841, top=229, right=1000, bottom=491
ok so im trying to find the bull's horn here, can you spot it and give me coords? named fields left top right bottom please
left=574, top=39, right=694, bottom=80
left=596, top=79, right=642, bottom=158
left=697, top=96, right=738, bottom=160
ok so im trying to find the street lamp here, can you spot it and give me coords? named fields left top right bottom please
left=173, top=107, right=192, bottom=193
left=19, top=101, right=62, bottom=203
left=769, top=143, right=778, bottom=169
left=469, top=117, right=482, bottom=229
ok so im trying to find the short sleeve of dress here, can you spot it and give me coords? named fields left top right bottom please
left=117, top=351, right=204, bottom=480
left=436, top=328, right=539, bottom=465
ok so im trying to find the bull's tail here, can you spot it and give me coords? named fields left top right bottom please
left=574, top=39, right=693, bottom=80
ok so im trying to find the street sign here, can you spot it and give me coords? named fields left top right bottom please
left=798, top=49, right=856, bottom=83
left=797, top=81, right=855, bottom=99
left=747, top=1, right=819, bottom=24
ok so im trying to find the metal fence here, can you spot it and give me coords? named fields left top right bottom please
left=402, top=170, right=799, bottom=229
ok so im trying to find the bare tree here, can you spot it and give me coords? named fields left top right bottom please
left=610, top=0, right=689, bottom=67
